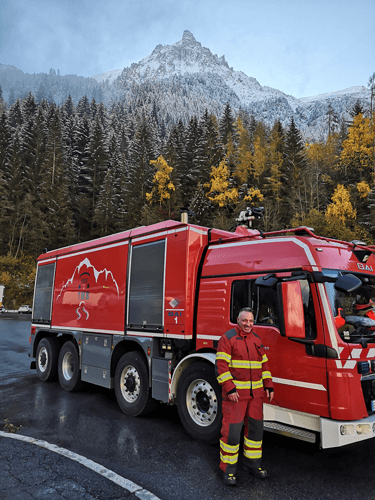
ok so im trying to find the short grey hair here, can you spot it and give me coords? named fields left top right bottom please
left=238, top=307, right=253, bottom=319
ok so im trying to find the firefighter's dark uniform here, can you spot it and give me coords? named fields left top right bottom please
left=215, top=325, right=273, bottom=474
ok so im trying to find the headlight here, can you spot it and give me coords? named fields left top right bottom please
left=356, top=424, right=371, bottom=435
left=340, top=424, right=355, bottom=435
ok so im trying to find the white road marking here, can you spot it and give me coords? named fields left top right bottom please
left=0, top=431, right=161, bottom=500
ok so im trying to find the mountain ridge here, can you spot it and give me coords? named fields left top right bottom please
left=0, top=31, right=371, bottom=138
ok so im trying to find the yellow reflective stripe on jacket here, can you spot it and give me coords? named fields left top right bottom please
left=262, top=354, right=268, bottom=363
left=217, top=371, right=233, bottom=384
left=244, top=437, right=262, bottom=449
left=220, top=452, right=239, bottom=464
left=233, top=379, right=264, bottom=390
left=262, top=371, right=272, bottom=380
left=220, top=440, right=240, bottom=453
left=229, top=360, right=262, bottom=369
left=244, top=449, right=262, bottom=459
left=216, top=351, right=231, bottom=363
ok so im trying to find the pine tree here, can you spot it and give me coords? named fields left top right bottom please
left=349, top=99, right=366, bottom=118
left=80, top=116, right=109, bottom=237
left=127, top=117, right=159, bottom=227
left=280, top=117, right=307, bottom=225
left=325, top=104, right=339, bottom=137
left=39, top=109, right=75, bottom=250
left=164, top=120, right=186, bottom=208
left=262, top=120, right=285, bottom=230
left=183, top=116, right=201, bottom=207
left=194, top=111, right=223, bottom=186
left=219, top=103, right=236, bottom=146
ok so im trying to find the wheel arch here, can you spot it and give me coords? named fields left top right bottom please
left=171, top=352, right=216, bottom=401
left=32, top=329, right=80, bottom=358
left=111, top=339, right=149, bottom=380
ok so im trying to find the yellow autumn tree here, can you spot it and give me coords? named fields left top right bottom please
left=205, top=158, right=238, bottom=208
left=243, top=187, right=264, bottom=205
left=234, top=117, right=252, bottom=185
left=357, top=180, right=371, bottom=199
left=252, top=136, right=268, bottom=184
left=325, top=184, right=356, bottom=223
left=340, top=113, right=375, bottom=182
left=146, top=156, right=175, bottom=216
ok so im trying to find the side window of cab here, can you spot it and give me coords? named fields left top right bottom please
left=230, top=279, right=278, bottom=326
left=252, top=285, right=279, bottom=326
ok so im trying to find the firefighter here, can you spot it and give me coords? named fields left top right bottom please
left=215, top=307, right=274, bottom=486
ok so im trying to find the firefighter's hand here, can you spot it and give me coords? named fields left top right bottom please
left=228, top=391, right=239, bottom=403
left=266, top=389, right=274, bottom=402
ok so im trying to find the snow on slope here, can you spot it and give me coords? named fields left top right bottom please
left=92, top=68, right=123, bottom=83
left=93, top=31, right=298, bottom=108
left=299, top=86, right=370, bottom=104
left=91, top=31, right=370, bottom=138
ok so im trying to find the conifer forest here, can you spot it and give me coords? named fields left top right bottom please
left=0, top=89, right=374, bottom=305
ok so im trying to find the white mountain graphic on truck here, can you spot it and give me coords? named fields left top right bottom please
left=56, top=257, right=120, bottom=301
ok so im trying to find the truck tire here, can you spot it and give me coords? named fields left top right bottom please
left=58, top=341, right=82, bottom=392
left=114, top=352, right=156, bottom=417
left=177, top=362, right=222, bottom=443
left=36, top=337, right=60, bottom=382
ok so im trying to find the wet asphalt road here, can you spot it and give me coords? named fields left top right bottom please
left=1, top=316, right=375, bottom=500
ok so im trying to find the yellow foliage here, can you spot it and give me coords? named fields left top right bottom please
left=325, top=184, right=356, bottom=223
left=357, top=180, right=371, bottom=199
left=147, top=156, right=175, bottom=206
left=206, top=159, right=238, bottom=207
left=292, top=208, right=370, bottom=243
left=340, top=114, right=375, bottom=177
left=234, top=118, right=252, bottom=184
left=243, top=187, right=264, bottom=205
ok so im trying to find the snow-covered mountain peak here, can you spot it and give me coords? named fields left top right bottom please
left=114, top=31, right=297, bottom=109
left=181, top=30, right=197, bottom=44
left=135, top=30, right=231, bottom=77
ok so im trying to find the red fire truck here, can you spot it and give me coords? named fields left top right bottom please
left=30, top=211, right=375, bottom=448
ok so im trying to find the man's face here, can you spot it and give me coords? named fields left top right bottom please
left=238, top=311, right=254, bottom=333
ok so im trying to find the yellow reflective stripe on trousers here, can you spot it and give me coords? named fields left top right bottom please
left=217, top=371, right=233, bottom=384
left=229, top=360, right=262, bottom=369
left=220, top=452, right=239, bottom=464
left=233, top=379, right=264, bottom=390
left=244, top=449, right=262, bottom=459
left=244, top=437, right=262, bottom=448
left=216, top=352, right=231, bottom=363
left=262, top=371, right=272, bottom=380
left=220, top=440, right=240, bottom=453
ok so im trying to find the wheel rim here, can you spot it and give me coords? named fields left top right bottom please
left=38, top=347, right=48, bottom=373
left=120, top=365, right=140, bottom=403
left=186, top=378, right=218, bottom=427
left=62, top=351, right=74, bottom=381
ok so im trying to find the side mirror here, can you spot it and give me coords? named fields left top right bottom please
left=334, top=274, right=362, bottom=294
left=278, top=281, right=306, bottom=338
left=255, top=274, right=278, bottom=287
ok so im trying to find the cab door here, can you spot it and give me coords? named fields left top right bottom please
left=252, top=277, right=330, bottom=418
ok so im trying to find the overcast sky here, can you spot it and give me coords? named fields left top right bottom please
left=0, top=0, right=373, bottom=98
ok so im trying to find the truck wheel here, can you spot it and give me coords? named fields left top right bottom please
left=58, top=341, right=82, bottom=392
left=177, top=362, right=222, bottom=443
left=36, top=337, right=60, bottom=382
left=114, top=352, right=155, bottom=417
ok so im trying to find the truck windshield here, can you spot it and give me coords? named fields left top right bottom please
left=324, top=270, right=375, bottom=344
